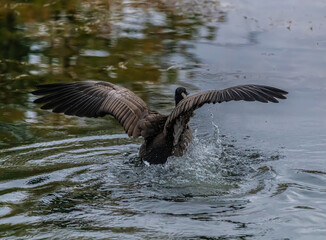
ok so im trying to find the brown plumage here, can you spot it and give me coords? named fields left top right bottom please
left=33, top=81, right=288, bottom=164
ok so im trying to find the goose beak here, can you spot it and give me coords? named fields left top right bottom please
left=181, top=92, right=187, bottom=99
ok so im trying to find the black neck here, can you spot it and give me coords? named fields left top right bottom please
left=175, top=94, right=184, bottom=106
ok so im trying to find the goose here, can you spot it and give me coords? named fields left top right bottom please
left=33, top=81, right=288, bottom=164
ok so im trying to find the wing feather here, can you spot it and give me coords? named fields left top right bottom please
left=229, top=88, right=244, bottom=101
left=164, top=84, right=288, bottom=134
left=51, top=93, right=86, bottom=113
left=33, top=81, right=152, bottom=138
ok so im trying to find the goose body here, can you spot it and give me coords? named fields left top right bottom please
left=33, top=81, right=288, bottom=164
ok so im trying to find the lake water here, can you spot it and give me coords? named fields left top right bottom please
left=1, top=0, right=326, bottom=239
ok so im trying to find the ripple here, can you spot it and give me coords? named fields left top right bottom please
left=0, top=191, right=28, bottom=203
left=2, top=134, right=128, bottom=153
left=0, top=206, right=11, bottom=217
left=0, top=165, right=89, bottom=192
left=0, top=126, right=284, bottom=239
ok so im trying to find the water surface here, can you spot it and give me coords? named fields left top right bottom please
left=1, top=0, right=326, bottom=239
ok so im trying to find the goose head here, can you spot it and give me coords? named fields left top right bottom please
left=175, top=87, right=188, bottom=106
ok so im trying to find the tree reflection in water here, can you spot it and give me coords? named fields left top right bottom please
left=0, top=0, right=226, bottom=148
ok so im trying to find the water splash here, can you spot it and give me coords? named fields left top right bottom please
left=126, top=120, right=262, bottom=198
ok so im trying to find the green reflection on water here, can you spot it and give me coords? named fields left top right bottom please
left=0, top=0, right=223, bottom=149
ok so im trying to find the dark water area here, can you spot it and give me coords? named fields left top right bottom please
left=0, top=0, right=326, bottom=239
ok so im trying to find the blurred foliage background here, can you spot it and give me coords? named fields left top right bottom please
left=0, top=0, right=224, bottom=148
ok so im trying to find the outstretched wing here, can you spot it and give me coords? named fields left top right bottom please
left=164, top=84, right=288, bottom=134
left=33, top=81, right=151, bottom=138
